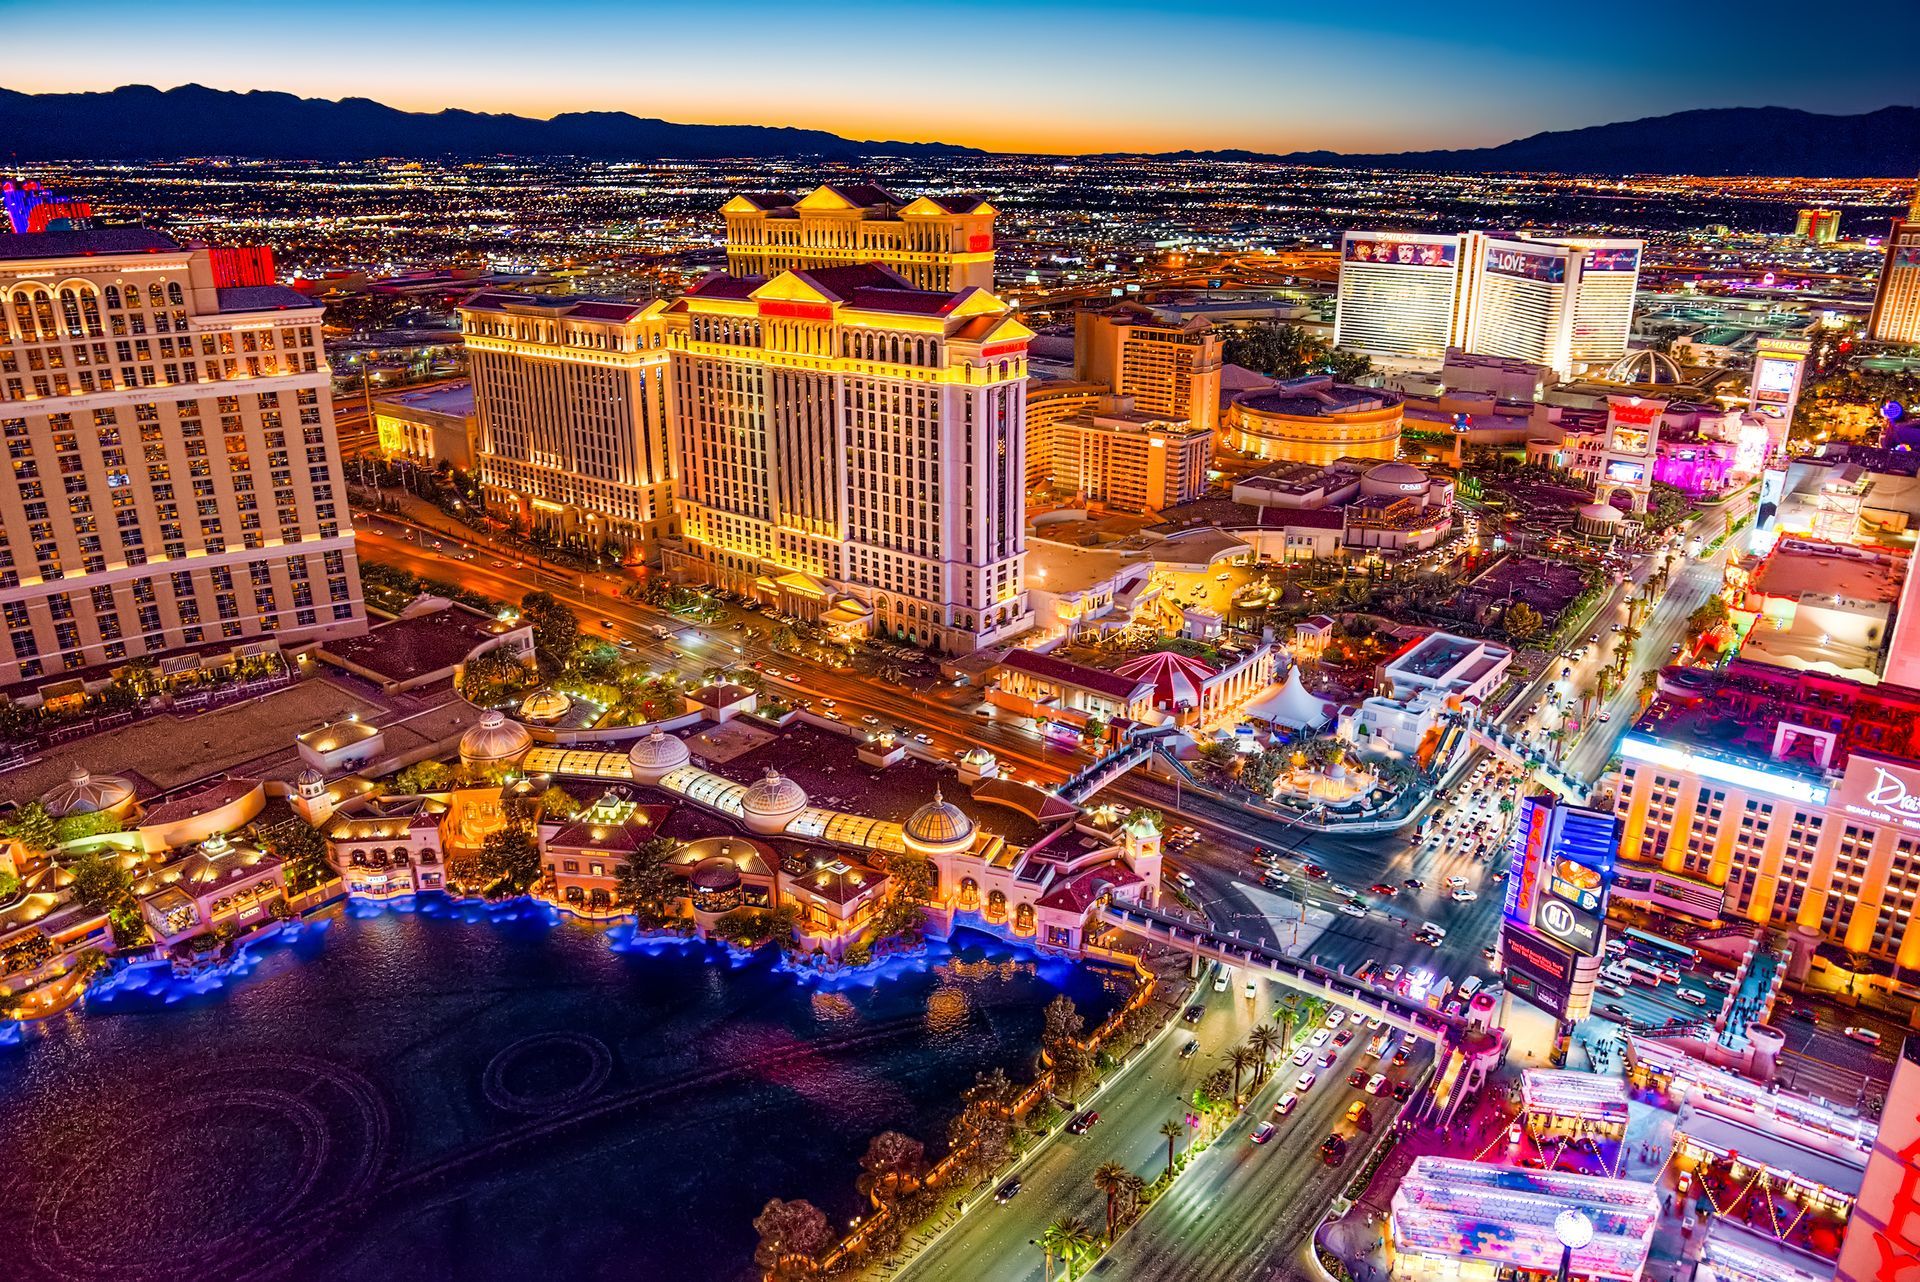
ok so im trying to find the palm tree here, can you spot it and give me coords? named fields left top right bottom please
left=1247, top=1024, right=1280, bottom=1082
left=1158, top=1118, right=1183, bottom=1178
left=1273, top=1003, right=1295, bottom=1052
left=1227, top=1045, right=1260, bottom=1104
left=1093, top=1161, right=1131, bottom=1242
left=1046, top=1216, right=1096, bottom=1282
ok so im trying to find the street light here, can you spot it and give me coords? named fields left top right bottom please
left=1554, top=1207, right=1594, bottom=1282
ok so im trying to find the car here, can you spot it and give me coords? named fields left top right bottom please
left=490, top=559, right=507, bottom=568
left=1066, top=1110, right=1100, bottom=1134
left=1291, top=1047, right=1313, bottom=1066
left=1365, top=1014, right=1384, bottom=1030
left=822, top=709, right=842, bottom=721
left=1845, top=1026, right=1884, bottom=1046
left=1341, top=903, right=1368, bottom=918
left=995, top=1179, right=1022, bottom=1204
left=1274, top=1093, right=1298, bottom=1117
left=1597, top=982, right=1627, bottom=998
left=1678, top=989, right=1709, bottom=1007
left=1451, top=889, right=1478, bottom=902
left=1392, top=1079, right=1414, bottom=1101
left=1331, top=883, right=1358, bottom=899
left=1296, top=1071, right=1317, bottom=1092
left=1309, top=1029, right=1331, bottom=1048
left=1245, top=980, right=1258, bottom=1000
left=913, top=732, right=932, bottom=745
left=1175, top=871, right=1196, bottom=888
left=1672, top=644, right=1683, bottom=655
left=1491, top=870, right=1510, bottom=883
left=1261, top=872, right=1291, bottom=888
left=1303, top=864, right=1328, bottom=879
left=1403, top=878, right=1423, bottom=891
left=1447, top=875, right=1468, bottom=888
left=1383, top=964, right=1403, bottom=985
left=616, top=639, right=635, bottom=651
left=1598, top=711, right=1612, bottom=723
left=1788, top=1006, right=1819, bottom=1024
left=1334, top=1029, right=1354, bottom=1046
left=1183, top=1004, right=1205, bottom=1024
left=861, top=714, right=880, bottom=726
left=1601, top=1003, right=1631, bottom=1021
left=600, top=618, right=615, bottom=629
left=1251, top=1121, right=1276, bottom=1145
left=1179, top=1039, right=1200, bottom=1060
left=1345, top=1101, right=1374, bottom=1132
left=820, top=698, right=837, bottom=707
left=1370, top=883, right=1396, bottom=896
left=1392, top=1048, right=1412, bottom=1068
left=1366, top=1073, right=1389, bottom=1095
left=1319, top=1133, right=1348, bottom=1165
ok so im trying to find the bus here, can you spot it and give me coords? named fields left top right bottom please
left=1623, top=927, right=1697, bottom=971
left=1619, top=958, right=1665, bottom=987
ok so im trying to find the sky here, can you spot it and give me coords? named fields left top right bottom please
left=2, top=0, right=1915, bottom=154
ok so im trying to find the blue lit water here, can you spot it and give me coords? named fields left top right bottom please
left=0, top=899, right=1117, bottom=1282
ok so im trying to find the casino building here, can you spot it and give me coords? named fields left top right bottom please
left=659, top=261, right=1034, bottom=653
left=719, top=184, right=996, bottom=294
left=1868, top=204, right=1920, bottom=347
left=1609, top=661, right=1920, bottom=973
left=1334, top=229, right=1642, bottom=378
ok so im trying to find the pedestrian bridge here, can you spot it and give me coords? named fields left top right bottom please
left=1094, top=901, right=1468, bottom=1046
left=1441, top=711, right=1589, bottom=802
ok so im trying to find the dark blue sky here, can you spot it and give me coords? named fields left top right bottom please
left=6, top=0, right=1915, bottom=151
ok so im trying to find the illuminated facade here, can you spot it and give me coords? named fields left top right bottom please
left=1224, top=377, right=1403, bottom=465
left=1335, top=230, right=1641, bottom=376
left=0, top=228, right=364, bottom=690
left=660, top=262, right=1033, bottom=653
left=372, top=381, right=476, bottom=471
left=1835, top=1034, right=1920, bottom=1282
left=1043, top=395, right=1211, bottom=512
left=1025, top=378, right=1106, bottom=489
left=720, top=184, right=995, bottom=294
left=1796, top=208, right=1841, bottom=243
left=1869, top=218, right=1920, bottom=346
left=1610, top=662, right=1920, bottom=970
left=459, top=293, right=676, bottom=552
left=1073, top=304, right=1223, bottom=434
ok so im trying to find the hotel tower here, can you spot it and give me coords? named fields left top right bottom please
left=720, top=185, right=996, bottom=294
left=0, top=228, right=364, bottom=691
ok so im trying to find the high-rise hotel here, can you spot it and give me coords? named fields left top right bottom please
left=1334, top=230, right=1641, bottom=379
left=660, top=260, right=1033, bottom=652
left=0, top=228, right=364, bottom=690
left=1867, top=177, right=1920, bottom=346
left=720, top=184, right=996, bottom=293
left=458, top=294, right=676, bottom=553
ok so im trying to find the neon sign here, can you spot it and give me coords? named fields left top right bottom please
left=1345, top=238, right=1456, bottom=268
left=1484, top=246, right=1566, bottom=283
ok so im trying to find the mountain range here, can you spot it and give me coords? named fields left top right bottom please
left=1, top=86, right=1916, bottom=177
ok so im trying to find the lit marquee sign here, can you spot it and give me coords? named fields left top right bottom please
left=1484, top=246, right=1567, bottom=283
left=1345, top=237, right=1457, bottom=268
left=1838, top=754, right=1920, bottom=835
left=1619, top=735, right=1830, bottom=805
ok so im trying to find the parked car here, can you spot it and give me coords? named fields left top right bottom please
left=1251, top=1122, right=1276, bottom=1145
left=1066, top=1110, right=1100, bottom=1134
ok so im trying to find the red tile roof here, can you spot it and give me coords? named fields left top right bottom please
left=999, top=650, right=1151, bottom=702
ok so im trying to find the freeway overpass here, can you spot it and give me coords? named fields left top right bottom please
left=1443, top=710, right=1591, bottom=801
left=1095, top=901, right=1468, bottom=1045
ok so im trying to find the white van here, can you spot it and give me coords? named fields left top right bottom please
left=1214, top=964, right=1232, bottom=993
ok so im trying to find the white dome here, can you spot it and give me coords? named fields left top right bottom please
left=459, top=709, right=533, bottom=766
left=41, top=767, right=134, bottom=818
left=741, top=769, right=808, bottom=833
left=1606, top=349, right=1684, bottom=385
left=626, top=729, right=691, bottom=783
left=904, top=786, right=975, bottom=851
left=1360, top=461, right=1429, bottom=497
left=960, top=746, right=995, bottom=766
left=1578, top=502, right=1624, bottom=524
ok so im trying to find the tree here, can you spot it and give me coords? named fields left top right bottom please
left=266, top=821, right=333, bottom=895
left=1044, top=1216, right=1096, bottom=1282
left=752, top=1197, right=832, bottom=1281
left=64, top=850, right=133, bottom=913
left=1247, top=1024, right=1280, bottom=1084
left=1158, top=1118, right=1184, bottom=1178
left=1227, top=1045, right=1259, bottom=1104
left=1504, top=602, right=1544, bottom=641
left=948, top=1068, right=1017, bottom=1176
left=519, top=590, right=578, bottom=668
left=1042, top=994, right=1094, bottom=1093
left=1685, top=596, right=1730, bottom=644
left=393, top=760, right=453, bottom=794
left=459, top=645, right=537, bottom=704
left=1093, top=1160, right=1132, bottom=1242
left=1221, top=323, right=1370, bottom=382
left=857, top=1130, right=925, bottom=1206
left=2, top=800, right=57, bottom=853
left=538, top=785, right=581, bottom=820
left=475, top=824, right=541, bottom=896
left=613, top=834, right=680, bottom=925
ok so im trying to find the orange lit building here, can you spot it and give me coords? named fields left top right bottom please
left=1073, top=303, right=1222, bottom=435
left=721, top=185, right=995, bottom=294
left=1224, top=377, right=1403, bottom=465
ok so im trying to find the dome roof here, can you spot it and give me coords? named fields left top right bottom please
left=689, top=856, right=742, bottom=893
left=459, top=709, right=533, bottom=765
left=627, top=729, right=691, bottom=772
left=904, top=786, right=975, bottom=849
left=741, top=769, right=808, bottom=818
left=1363, top=461, right=1427, bottom=486
left=41, top=767, right=134, bottom=818
left=1605, top=348, right=1684, bottom=386
left=960, top=746, right=996, bottom=766
left=1578, top=502, right=1624, bottom=524
left=517, top=688, right=571, bottom=723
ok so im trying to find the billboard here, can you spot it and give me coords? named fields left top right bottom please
left=1484, top=245, right=1567, bottom=284
left=1752, top=356, right=1801, bottom=405
left=1583, top=246, right=1641, bottom=273
left=1345, top=237, right=1457, bottom=268
left=1503, top=928, right=1575, bottom=1014
left=1605, top=460, right=1647, bottom=485
left=1837, top=753, right=1920, bottom=835
left=1506, top=798, right=1617, bottom=959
